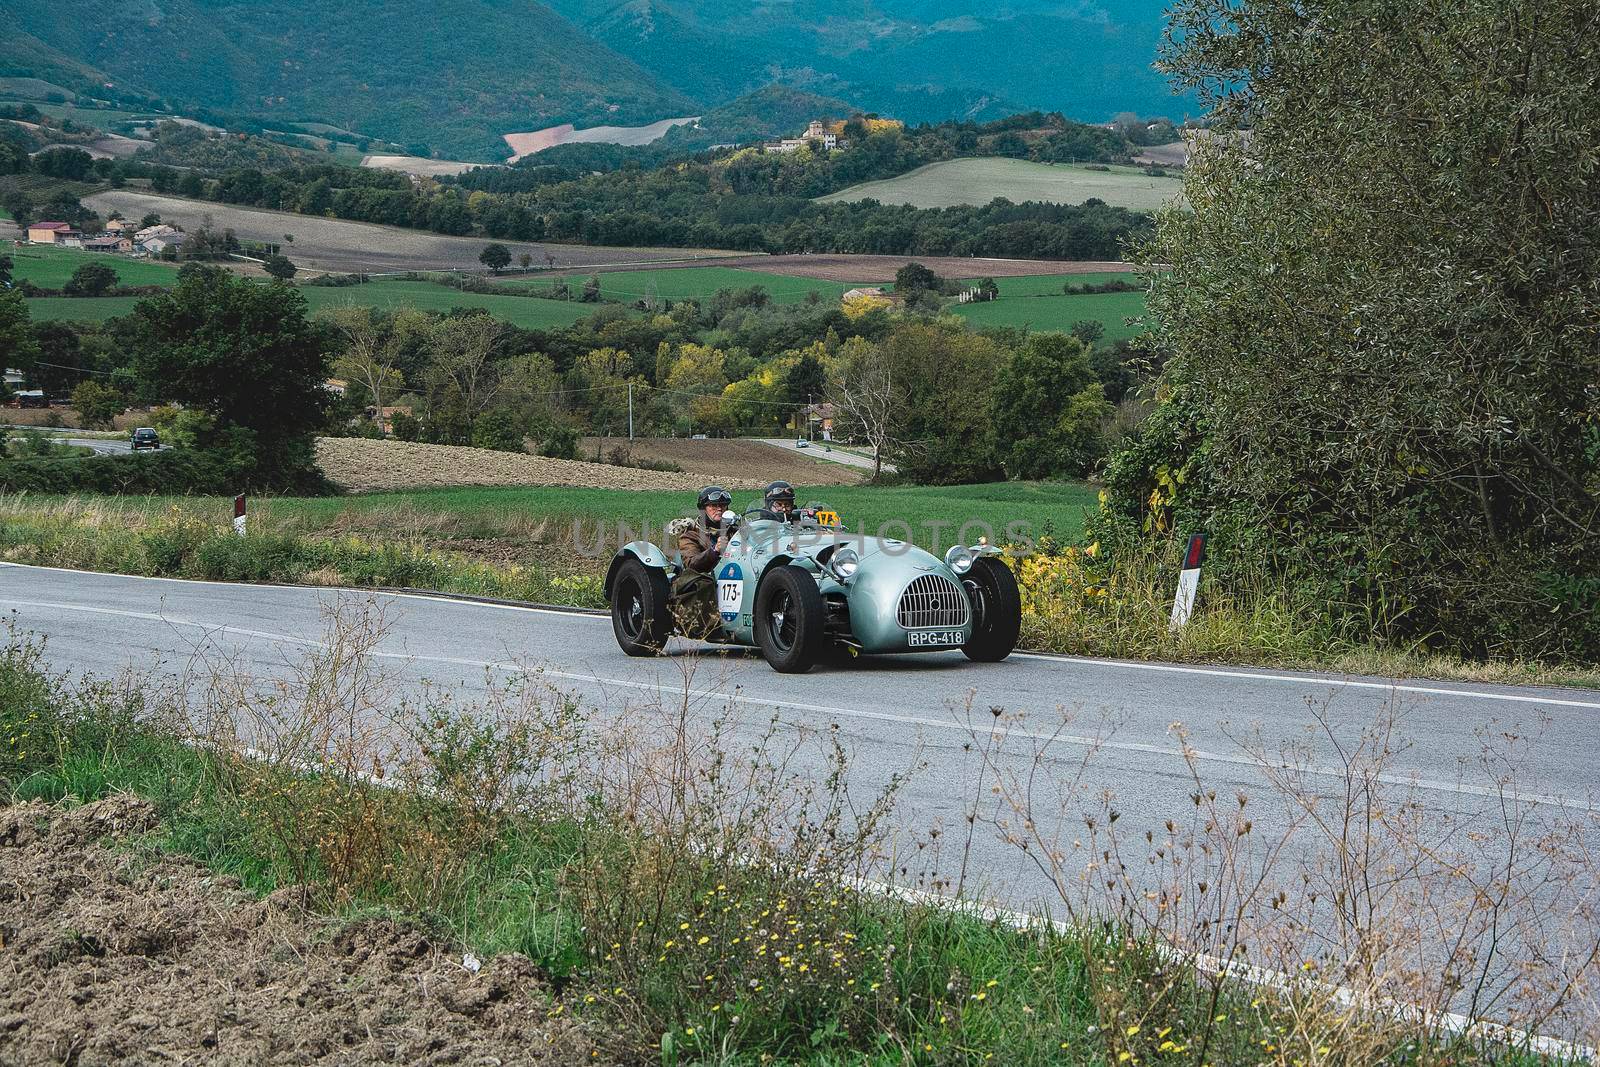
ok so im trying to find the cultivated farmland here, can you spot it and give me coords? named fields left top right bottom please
left=80, top=191, right=746, bottom=274
left=315, top=437, right=768, bottom=493
left=578, top=437, right=867, bottom=485
left=817, top=158, right=1186, bottom=212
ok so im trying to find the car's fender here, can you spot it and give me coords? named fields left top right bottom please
left=604, top=541, right=673, bottom=602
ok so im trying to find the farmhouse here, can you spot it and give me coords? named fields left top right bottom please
left=765, top=120, right=838, bottom=154
left=82, top=235, right=133, bottom=253
left=140, top=233, right=186, bottom=256
left=25, top=221, right=74, bottom=244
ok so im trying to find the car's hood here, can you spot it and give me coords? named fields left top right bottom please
left=737, top=520, right=941, bottom=568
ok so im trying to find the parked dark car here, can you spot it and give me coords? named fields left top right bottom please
left=130, top=427, right=160, bottom=451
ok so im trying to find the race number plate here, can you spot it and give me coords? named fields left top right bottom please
left=717, top=562, right=744, bottom=622
left=813, top=509, right=840, bottom=526
left=907, top=629, right=964, bottom=648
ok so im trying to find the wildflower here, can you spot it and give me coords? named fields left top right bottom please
left=1127, top=1024, right=1141, bottom=1036
left=697, top=936, right=710, bottom=945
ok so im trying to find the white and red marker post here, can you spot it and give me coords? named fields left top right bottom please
left=233, top=494, right=247, bottom=537
left=1168, top=533, right=1205, bottom=631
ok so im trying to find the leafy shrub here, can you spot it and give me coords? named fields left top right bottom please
left=538, top=425, right=579, bottom=460
left=469, top=411, right=527, bottom=453
left=389, top=411, right=421, bottom=441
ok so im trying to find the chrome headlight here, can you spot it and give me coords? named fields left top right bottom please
left=830, top=547, right=860, bottom=580
left=945, top=545, right=974, bottom=574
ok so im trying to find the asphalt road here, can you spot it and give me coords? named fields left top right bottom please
left=758, top=438, right=895, bottom=473
left=4, top=564, right=1597, bottom=1027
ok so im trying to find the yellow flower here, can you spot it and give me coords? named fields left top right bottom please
left=1127, top=1025, right=1141, bottom=1036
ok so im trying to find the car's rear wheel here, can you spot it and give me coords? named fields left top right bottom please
left=961, top=557, right=1021, bottom=662
left=611, top=557, right=673, bottom=656
left=755, top=566, right=826, bottom=673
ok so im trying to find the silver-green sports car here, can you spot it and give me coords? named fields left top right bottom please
left=604, top=505, right=1021, bottom=673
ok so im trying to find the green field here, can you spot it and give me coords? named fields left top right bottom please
left=817, top=158, right=1187, bottom=212
left=502, top=266, right=860, bottom=305
left=55, top=480, right=1097, bottom=554
left=22, top=295, right=144, bottom=321
left=6, top=243, right=180, bottom=289
left=24, top=276, right=625, bottom=328
left=297, top=279, right=620, bottom=328
left=950, top=272, right=1149, bottom=338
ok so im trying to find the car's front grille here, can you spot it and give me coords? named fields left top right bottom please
left=896, top=573, right=968, bottom=629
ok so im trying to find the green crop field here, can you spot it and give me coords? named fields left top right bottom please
left=296, top=279, right=622, bottom=328
left=6, top=244, right=180, bottom=289
left=24, top=276, right=625, bottom=328
left=817, top=158, right=1187, bottom=212
left=23, top=295, right=143, bottom=322
left=503, top=266, right=859, bottom=305
left=950, top=272, right=1149, bottom=338
left=60, top=480, right=1098, bottom=555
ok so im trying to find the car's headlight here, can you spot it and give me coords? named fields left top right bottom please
left=830, top=547, right=859, bottom=580
left=945, top=546, right=974, bottom=574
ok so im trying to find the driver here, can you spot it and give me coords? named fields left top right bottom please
left=669, top=485, right=734, bottom=638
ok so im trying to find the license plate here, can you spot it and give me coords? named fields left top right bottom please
left=907, top=629, right=964, bottom=648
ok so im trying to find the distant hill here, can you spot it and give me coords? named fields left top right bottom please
left=543, top=0, right=1189, bottom=124
left=0, top=0, right=694, bottom=160
left=0, top=0, right=1189, bottom=162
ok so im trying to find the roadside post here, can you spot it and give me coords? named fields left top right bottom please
left=1168, top=534, right=1205, bottom=630
left=233, top=494, right=247, bottom=537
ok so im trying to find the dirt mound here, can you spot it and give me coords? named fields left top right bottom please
left=0, top=796, right=588, bottom=1065
left=316, top=436, right=765, bottom=493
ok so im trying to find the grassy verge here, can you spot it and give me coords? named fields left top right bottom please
left=5, top=486, right=1596, bottom=687
left=4, top=612, right=1580, bottom=1064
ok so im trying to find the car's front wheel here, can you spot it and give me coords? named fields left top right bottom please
left=611, top=557, right=673, bottom=656
left=961, top=557, right=1021, bottom=662
left=754, top=566, right=826, bottom=673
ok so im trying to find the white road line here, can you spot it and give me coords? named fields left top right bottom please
left=5, top=562, right=1598, bottom=708
left=6, top=594, right=1593, bottom=811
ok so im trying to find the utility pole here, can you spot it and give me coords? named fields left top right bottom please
left=628, top=382, right=634, bottom=441
left=807, top=392, right=813, bottom=442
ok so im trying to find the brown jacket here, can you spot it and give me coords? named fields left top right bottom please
left=674, top=516, right=724, bottom=574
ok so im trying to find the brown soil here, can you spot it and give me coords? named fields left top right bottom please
left=315, top=436, right=766, bottom=493
left=579, top=437, right=865, bottom=486
left=81, top=191, right=745, bottom=275
left=0, top=795, right=589, bottom=1066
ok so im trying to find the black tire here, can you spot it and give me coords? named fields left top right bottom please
left=610, top=557, right=673, bottom=656
left=961, top=557, right=1021, bottom=663
left=754, top=565, right=827, bottom=673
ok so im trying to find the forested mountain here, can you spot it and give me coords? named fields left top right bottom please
left=0, top=0, right=1186, bottom=161
left=543, top=0, right=1184, bottom=125
left=0, top=0, right=694, bottom=159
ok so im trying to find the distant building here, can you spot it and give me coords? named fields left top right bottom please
left=104, top=218, right=132, bottom=234
left=765, top=119, right=838, bottom=154
left=83, top=235, right=132, bottom=253
left=134, top=224, right=179, bottom=244
left=140, top=233, right=186, bottom=256
left=842, top=286, right=889, bottom=302
left=26, top=221, right=72, bottom=244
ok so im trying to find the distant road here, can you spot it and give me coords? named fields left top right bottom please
left=758, top=438, right=894, bottom=473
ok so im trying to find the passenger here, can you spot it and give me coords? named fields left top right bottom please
left=668, top=485, right=734, bottom=638
left=762, top=480, right=797, bottom=520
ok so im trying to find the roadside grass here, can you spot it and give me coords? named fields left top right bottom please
left=498, top=265, right=861, bottom=304
left=4, top=242, right=180, bottom=289
left=4, top=612, right=1584, bottom=1065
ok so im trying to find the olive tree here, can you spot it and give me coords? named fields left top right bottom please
left=1107, top=0, right=1600, bottom=656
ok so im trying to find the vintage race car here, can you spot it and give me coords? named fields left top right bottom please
left=603, top=505, right=1020, bottom=673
